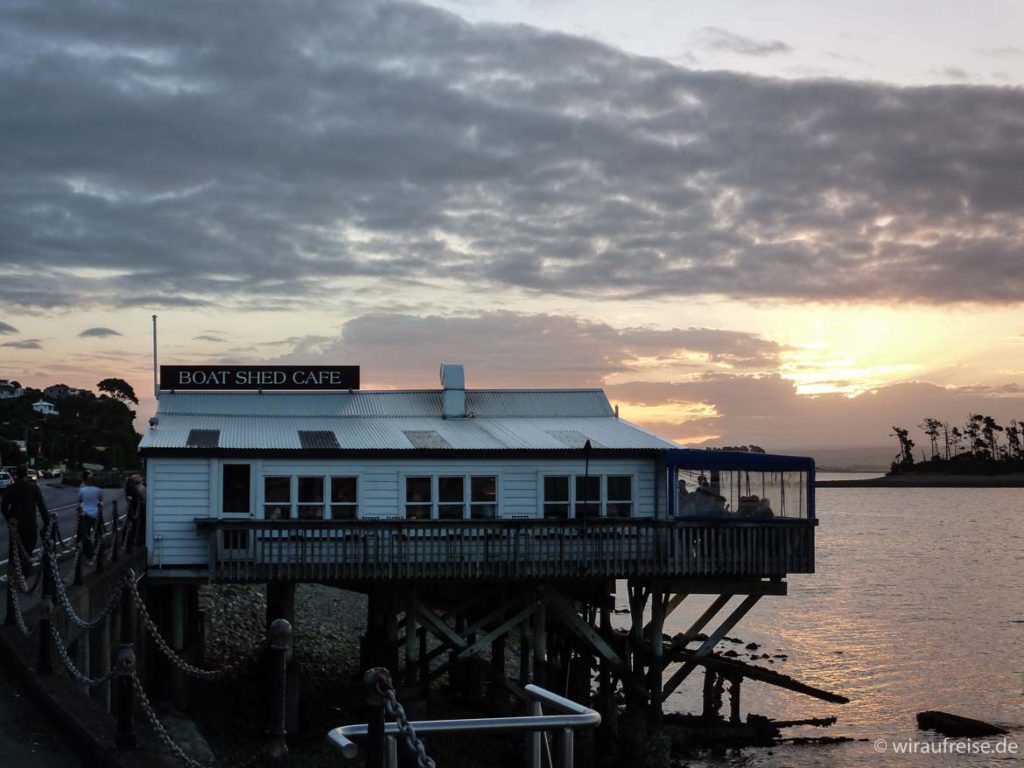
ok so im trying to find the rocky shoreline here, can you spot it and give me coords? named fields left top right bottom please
left=817, top=472, right=1024, bottom=487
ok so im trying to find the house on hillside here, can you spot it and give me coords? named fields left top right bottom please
left=32, top=400, right=60, bottom=417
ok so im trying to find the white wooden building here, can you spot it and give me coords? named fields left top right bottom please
left=139, top=364, right=680, bottom=573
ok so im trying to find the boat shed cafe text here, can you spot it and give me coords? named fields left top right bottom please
left=159, top=365, right=360, bottom=391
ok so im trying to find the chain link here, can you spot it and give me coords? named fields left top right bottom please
left=51, top=621, right=117, bottom=686
left=130, top=664, right=262, bottom=768
left=380, top=683, right=437, bottom=768
left=6, top=546, right=33, bottom=637
left=47, top=549, right=122, bottom=629
left=124, top=570, right=265, bottom=680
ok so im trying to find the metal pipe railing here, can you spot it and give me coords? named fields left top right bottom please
left=328, top=683, right=600, bottom=768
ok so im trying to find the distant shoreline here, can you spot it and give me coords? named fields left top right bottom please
left=817, top=473, right=1024, bottom=488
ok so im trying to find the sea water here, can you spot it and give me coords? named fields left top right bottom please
left=648, top=476, right=1024, bottom=766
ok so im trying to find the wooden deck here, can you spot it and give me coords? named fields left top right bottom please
left=193, top=518, right=815, bottom=583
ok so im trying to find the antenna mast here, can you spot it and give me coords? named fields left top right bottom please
left=152, top=314, right=159, bottom=400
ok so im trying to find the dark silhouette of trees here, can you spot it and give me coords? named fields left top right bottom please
left=97, top=377, right=139, bottom=405
left=890, top=414, right=1024, bottom=475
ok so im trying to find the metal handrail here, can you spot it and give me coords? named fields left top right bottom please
left=328, top=684, right=600, bottom=768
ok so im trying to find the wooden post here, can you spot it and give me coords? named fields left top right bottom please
left=73, top=510, right=84, bottom=586
left=418, top=626, right=429, bottom=695
left=110, top=500, right=120, bottom=563
left=404, top=589, right=418, bottom=687
left=263, top=619, right=291, bottom=767
left=532, top=595, right=547, bottom=688
left=729, top=674, right=742, bottom=725
left=648, top=592, right=665, bottom=726
left=363, top=667, right=389, bottom=768
left=94, top=502, right=106, bottom=574
left=115, top=573, right=137, bottom=748
left=4, top=528, right=15, bottom=627
left=89, top=612, right=111, bottom=708
left=518, top=620, right=530, bottom=688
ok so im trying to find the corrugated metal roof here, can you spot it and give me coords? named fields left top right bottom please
left=140, top=415, right=674, bottom=451
left=139, top=387, right=672, bottom=452
left=185, top=429, right=219, bottom=448
left=152, top=389, right=613, bottom=419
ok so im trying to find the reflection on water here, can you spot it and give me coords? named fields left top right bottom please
left=631, top=486, right=1024, bottom=766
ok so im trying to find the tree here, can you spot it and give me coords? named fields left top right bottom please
left=1006, top=421, right=1022, bottom=462
left=919, top=418, right=942, bottom=459
left=981, top=416, right=1003, bottom=460
left=97, top=378, right=139, bottom=405
left=950, top=427, right=963, bottom=456
left=890, top=426, right=915, bottom=468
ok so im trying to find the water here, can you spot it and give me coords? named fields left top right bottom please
left=647, top=478, right=1024, bottom=766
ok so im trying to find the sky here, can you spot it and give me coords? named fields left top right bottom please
left=2, top=0, right=1024, bottom=454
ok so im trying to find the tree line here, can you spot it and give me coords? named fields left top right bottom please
left=890, top=415, right=1024, bottom=474
left=0, top=378, right=141, bottom=471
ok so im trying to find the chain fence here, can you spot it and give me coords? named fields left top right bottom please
left=377, top=677, right=438, bottom=768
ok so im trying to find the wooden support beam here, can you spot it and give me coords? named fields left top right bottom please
left=456, top=602, right=540, bottom=661
left=675, top=593, right=732, bottom=647
left=661, top=594, right=761, bottom=702
left=644, top=592, right=687, bottom=636
left=413, top=598, right=469, bottom=651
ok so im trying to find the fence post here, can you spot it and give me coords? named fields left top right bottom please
left=264, top=618, right=291, bottom=767
left=95, top=503, right=106, bottom=574
left=74, top=509, right=84, bottom=586
left=363, top=667, right=391, bottom=768
left=111, top=500, right=120, bottom=563
left=4, top=525, right=16, bottom=627
left=115, top=570, right=137, bottom=748
left=37, top=540, right=55, bottom=674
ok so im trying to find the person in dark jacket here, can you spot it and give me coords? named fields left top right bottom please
left=1, top=465, right=51, bottom=577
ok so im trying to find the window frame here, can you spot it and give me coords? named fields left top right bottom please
left=539, top=471, right=638, bottom=519
left=400, top=472, right=501, bottom=520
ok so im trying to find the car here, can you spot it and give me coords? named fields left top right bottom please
left=26, top=468, right=38, bottom=482
left=0, top=471, right=13, bottom=493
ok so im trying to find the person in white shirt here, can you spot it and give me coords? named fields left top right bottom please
left=78, top=473, right=103, bottom=560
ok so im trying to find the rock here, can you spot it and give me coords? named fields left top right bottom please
left=916, top=711, right=1008, bottom=738
left=745, top=642, right=760, bottom=650
left=728, top=637, right=743, bottom=644
left=723, top=650, right=739, bottom=658
left=773, top=654, right=787, bottom=659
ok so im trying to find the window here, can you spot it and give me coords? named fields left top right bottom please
left=606, top=476, right=633, bottom=517
left=405, top=476, right=432, bottom=520
left=438, top=476, right=464, bottom=520
left=222, top=464, right=251, bottom=514
left=543, top=473, right=635, bottom=518
left=470, top=476, right=497, bottom=520
left=575, top=476, right=600, bottom=519
left=543, top=476, right=569, bottom=519
left=264, top=477, right=291, bottom=519
left=297, top=476, right=324, bottom=520
left=330, top=477, right=358, bottom=520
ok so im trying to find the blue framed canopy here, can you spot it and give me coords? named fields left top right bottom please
left=665, top=449, right=816, bottom=519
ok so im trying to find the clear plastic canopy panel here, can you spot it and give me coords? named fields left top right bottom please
left=676, top=469, right=808, bottom=519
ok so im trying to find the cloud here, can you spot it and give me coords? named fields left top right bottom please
left=605, top=375, right=1024, bottom=450
left=0, top=321, right=17, bottom=334
left=193, top=334, right=226, bottom=342
left=2, top=0, right=1024, bottom=309
left=1, top=339, right=43, bottom=349
left=269, top=311, right=782, bottom=387
left=79, top=327, right=122, bottom=338
left=694, top=27, right=792, bottom=56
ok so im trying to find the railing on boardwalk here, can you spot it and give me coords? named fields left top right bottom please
left=194, top=517, right=816, bottom=582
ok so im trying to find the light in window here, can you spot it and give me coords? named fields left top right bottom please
left=297, top=476, right=324, bottom=520
left=406, top=476, right=432, bottom=520
left=470, top=476, right=496, bottom=520
left=264, top=476, right=291, bottom=519
left=543, top=476, right=569, bottom=520
left=606, top=475, right=633, bottom=517
left=330, top=477, right=358, bottom=520
left=575, top=476, right=600, bottom=519
left=438, top=476, right=464, bottom=520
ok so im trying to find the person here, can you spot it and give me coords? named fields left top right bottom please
left=78, top=472, right=103, bottom=560
left=1, top=465, right=51, bottom=578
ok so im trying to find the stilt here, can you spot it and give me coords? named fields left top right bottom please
left=729, top=674, right=742, bottom=725
left=648, top=591, right=665, bottom=726
left=404, top=588, right=418, bottom=687
left=532, top=594, right=547, bottom=688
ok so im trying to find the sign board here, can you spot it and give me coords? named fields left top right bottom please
left=159, top=365, right=360, bottom=391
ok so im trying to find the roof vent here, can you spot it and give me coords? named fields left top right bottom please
left=440, top=363, right=466, bottom=419
left=186, top=429, right=220, bottom=448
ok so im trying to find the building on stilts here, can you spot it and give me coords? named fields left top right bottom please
left=138, top=362, right=821, bottom=755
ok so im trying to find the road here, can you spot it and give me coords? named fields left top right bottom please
left=0, top=482, right=127, bottom=580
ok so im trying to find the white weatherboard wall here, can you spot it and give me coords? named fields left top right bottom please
left=147, top=456, right=660, bottom=567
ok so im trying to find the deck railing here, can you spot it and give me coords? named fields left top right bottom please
left=193, top=517, right=815, bottom=583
